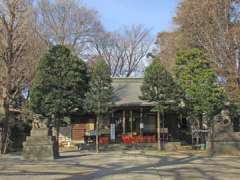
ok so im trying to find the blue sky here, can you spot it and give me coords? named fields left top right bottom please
left=82, top=0, right=180, bottom=37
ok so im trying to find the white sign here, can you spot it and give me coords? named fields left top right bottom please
left=110, top=124, right=115, bottom=140
left=140, top=123, right=144, bottom=129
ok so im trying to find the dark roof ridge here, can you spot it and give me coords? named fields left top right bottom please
left=112, top=77, right=143, bottom=82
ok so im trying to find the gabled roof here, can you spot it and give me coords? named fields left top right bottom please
left=112, top=78, right=154, bottom=107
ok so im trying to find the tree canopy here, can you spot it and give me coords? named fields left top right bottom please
left=175, top=48, right=227, bottom=118
left=85, top=59, right=113, bottom=115
left=141, top=61, right=184, bottom=112
left=155, top=0, right=240, bottom=99
left=141, top=61, right=184, bottom=150
left=84, top=59, right=113, bottom=152
left=30, top=45, right=89, bottom=121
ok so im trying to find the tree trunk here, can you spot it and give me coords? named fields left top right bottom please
left=0, top=66, right=14, bottom=154
left=52, top=114, right=61, bottom=156
left=96, top=115, right=99, bottom=153
left=2, top=127, right=10, bottom=154
left=1, top=125, right=10, bottom=154
left=56, top=119, right=60, bottom=156
left=157, top=111, right=161, bottom=151
left=0, top=97, right=11, bottom=154
left=162, top=111, right=165, bottom=150
left=210, top=120, right=215, bottom=155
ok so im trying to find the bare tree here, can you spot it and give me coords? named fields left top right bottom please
left=93, top=25, right=152, bottom=77
left=122, top=25, right=152, bottom=77
left=93, top=31, right=126, bottom=76
left=154, top=32, right=182, bottom=74
left=0, top=0, right=45, bottom=153
left=34, top=0, right=102, bottom=57
left=174, top=0, right=240, bottom=99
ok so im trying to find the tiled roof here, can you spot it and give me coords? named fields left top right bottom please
left=112, top=78, right=154, bottom=107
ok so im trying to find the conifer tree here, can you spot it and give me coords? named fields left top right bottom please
left=85, top=59, right=113, bottom=153
left=141, top=61, right=184, bottom=150
left=175, top=48, right=227, bottom=152
left=30, top=45, right=89, bottom=148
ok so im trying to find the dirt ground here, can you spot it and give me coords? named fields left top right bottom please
left=0, top=150, right=240, bottom=180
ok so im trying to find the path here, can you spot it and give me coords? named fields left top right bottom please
left=0, top=151, right=240, bottom=180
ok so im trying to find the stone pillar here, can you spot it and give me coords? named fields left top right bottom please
left=23, top=128, right=58, bottom=160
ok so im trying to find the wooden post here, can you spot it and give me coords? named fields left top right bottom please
left=130, top=110, right=133, bottom=135
left=191, top=127, right=194, bottom=149
left=157, top=111, right=161, bottom=150
left=162, top=111, right=165, bottom=150
left=96, top=115, right=99, bottom=153
left=122, top=110, right=126, bottom=134
left=111, top=110, right=114, bottom=124
left=140, top=108, right=143, bottom=135
left=111, top=110, right=114, bottom=143
left=96, top=101, right=100, bottom=153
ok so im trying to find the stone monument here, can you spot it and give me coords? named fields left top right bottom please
left=23, top=114, right=58, bottom=160
left=208, top=108, right=240, bottom=155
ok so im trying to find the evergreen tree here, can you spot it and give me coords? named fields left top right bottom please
left=30, top=45, right=89, bottom=147
left=175, top=48, right=226, bottom=119
left=85, top=59, right=113, bottom=153
left=141, top=61, right=184, bottom=150
left=175, top=48, right=227, bottom=151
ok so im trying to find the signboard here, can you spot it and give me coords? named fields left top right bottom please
left=160, top=128, right=168, bottom=133
left=140, top=123, right=144, bottom=129
left=110, top=124, right=115, bottom=140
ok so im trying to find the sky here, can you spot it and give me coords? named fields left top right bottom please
left=82, top=0, right=180, bottom=37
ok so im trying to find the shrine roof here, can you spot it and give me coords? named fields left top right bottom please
left=112, top=78, right=154, bottom=107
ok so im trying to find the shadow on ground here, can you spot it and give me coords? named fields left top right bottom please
left=0, top=151, right=240, bottom=180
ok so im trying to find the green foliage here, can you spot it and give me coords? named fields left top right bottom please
left=30, top=45, right=89, bottom=121
left=85, top=59, right=113, bottom=115
left=175, top=48, right=227, bottom=118
left=141, top=61, right=184, bottom=112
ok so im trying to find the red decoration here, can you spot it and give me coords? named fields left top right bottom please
left=99, top=137, right=109, bottom=144
left=121, top=135, right=156, bottom=144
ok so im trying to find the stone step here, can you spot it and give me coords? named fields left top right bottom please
left=23, top=141, right=54, bottom=146
left=26, top=136, right=53, bottom=143
left=23, top=145, right=57, bottom=160
left=30, top=128, right=49, bottom=137
left=25, top=136, right=54, bottom=144
left=22, top=127, right=58, bottom=160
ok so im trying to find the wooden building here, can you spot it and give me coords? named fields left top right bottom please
left=112, top=78, right=156, bottom=136
left=68, top=78, right=186, bottom=144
